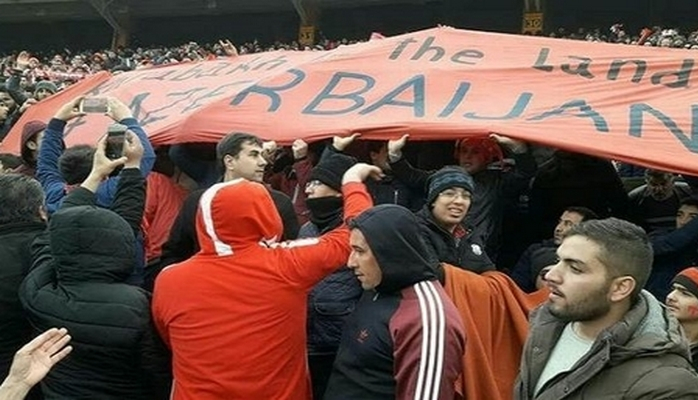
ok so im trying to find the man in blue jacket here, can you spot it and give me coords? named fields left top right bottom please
left=36, top=95, right=155, bottom=286
left=37, top=96, right=155, bottom=214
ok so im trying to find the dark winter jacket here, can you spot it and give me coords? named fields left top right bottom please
left=647, top=215, right=698, bottom=300
left=390, top=150, right=536, bottom=258
left=302, top=222, right=362, bottom=355
left=509, top=239, right=557, bottom=293
left=528, top=152, right=628, bottom=242
left=514, top=292, right=698, bottom=399
left=416, top=207, right=495, bottom=276
left=19, top=172, right=170, bottom=400
left=365, top=174, right=423, bottom=211
left=324, top=205, right=465, bottom=400
left=0, top=220, right=45, bottom=382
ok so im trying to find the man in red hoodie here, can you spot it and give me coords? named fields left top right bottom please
left=152, top=162, right=377, bottom=400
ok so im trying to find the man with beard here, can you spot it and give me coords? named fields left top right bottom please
left=628, top=169, right=693, bottom=233
left=302, top=150, right=363, bottom=399
left=514, top=218, right=698, bottom=399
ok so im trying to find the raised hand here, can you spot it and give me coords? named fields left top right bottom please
left=489, top=133, right=527, bottom=154
left=342, top=163, right=385, bottom=184
left=219, top=39, right=238, bottom=57
left=14, top=51, right=31, bottom=71
left=387, top=134, right=409, bottom=157
left=122, top=131, right=144, bottom=169
left=332, top=133, right=361, bottom=152
left=53, top=96, right=85, bottom=122
left=106, top=97, right=134, bottom=122
left=292, top=139, right=308, bottom=160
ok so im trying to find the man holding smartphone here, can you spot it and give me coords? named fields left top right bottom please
left=36, top=95, right=156, bottom=285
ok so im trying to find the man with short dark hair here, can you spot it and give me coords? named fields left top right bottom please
left=0, top=174, right=47, bottom=400
left=510, top=206, right=598, bottom=292
left=515, top=218, right=698, bottom=399
left=628, top=169, right=693, bottom=233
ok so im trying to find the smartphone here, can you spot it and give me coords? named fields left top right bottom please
left=79, top=97, right=109, bottom=114
left=105, top=124, right=127, bottom=160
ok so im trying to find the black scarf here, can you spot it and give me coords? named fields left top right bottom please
left=306, top=196, right=344, bottom=233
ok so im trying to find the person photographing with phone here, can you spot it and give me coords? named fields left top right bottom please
left=36, top=95, right=156, bottom=285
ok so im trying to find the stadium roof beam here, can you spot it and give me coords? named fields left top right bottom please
left=84, top=0, right=122, bottom=31
left=291, top=0, right=322, bottom=24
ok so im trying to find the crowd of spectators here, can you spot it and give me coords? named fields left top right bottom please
left=2, top=22, right=698, bottom=400
left=1, top=23, right=697, bottom=98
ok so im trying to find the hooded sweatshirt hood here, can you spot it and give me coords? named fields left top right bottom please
left=350, top=204, right=437, bottom=293
left=49, top=205, right=135, bottom=283
left=606, top=291, right=692, bottom=365
left=20, top=120, right=46, bottom=165
left=196, top=179, right=283, bottom=256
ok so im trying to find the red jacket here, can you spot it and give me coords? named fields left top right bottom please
left=152, top=179, right=372, bottom=400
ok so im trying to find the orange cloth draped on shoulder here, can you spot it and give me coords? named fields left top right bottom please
left=443, top=264, right=548, bottom=400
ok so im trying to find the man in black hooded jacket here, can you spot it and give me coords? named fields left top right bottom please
left=19, top=132, right=170, bottom=400
left=324, top=205, right=465, bottom=400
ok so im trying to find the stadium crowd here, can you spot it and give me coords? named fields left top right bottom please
left=1, top=21, right=698, bottom=400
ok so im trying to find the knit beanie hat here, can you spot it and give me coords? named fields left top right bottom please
left=34, top=80, right=58, bottom=95
left=20, top=120, right=47, bottom=164
left=673, top=267, right=698, bottom=298
left=308, top=152, right=357, bottom=192
left=530, top=247, right=558, bottom=282
left=426, top=166, right=475, bottom=206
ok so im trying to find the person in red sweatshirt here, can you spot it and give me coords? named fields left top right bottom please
left=151, top=162, right=378, bottom=400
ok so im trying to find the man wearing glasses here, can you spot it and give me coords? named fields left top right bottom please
left=416, top=166, right=495, bottom=275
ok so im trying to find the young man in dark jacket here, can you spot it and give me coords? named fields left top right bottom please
left=0, top=174, right=47, bottom=400
left=324, top=205, right=465, bottom=400
left=19, top=133, right=171, bottom=400
left=418, top=166, right=495, bottom=274
left=388, top=133, right=537, bottom=261
left=302, top=151, right=363, bottom=399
